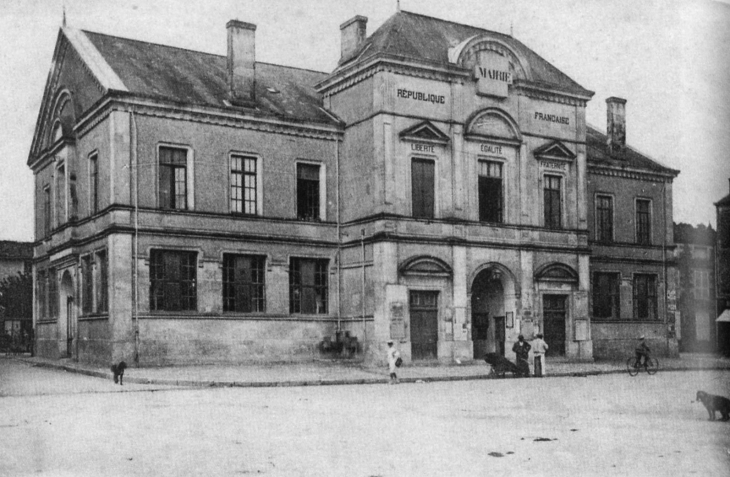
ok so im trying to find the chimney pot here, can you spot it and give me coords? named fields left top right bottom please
left=227, top=20, right=256, bottom=105
left=340, top=15, right=367, bottom=61
left=606, top=97, right=627, bottom=156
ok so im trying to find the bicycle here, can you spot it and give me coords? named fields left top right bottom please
left=626, top=355, right=659, bottom=376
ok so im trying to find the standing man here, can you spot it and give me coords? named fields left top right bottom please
left=532, top=333, right=549, bottom=377
left=387, top=340, right=401, bottom=384
left=512, top=335, right=531, bottom=377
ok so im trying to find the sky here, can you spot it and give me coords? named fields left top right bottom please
left=1, top=0, right=729, bottom=242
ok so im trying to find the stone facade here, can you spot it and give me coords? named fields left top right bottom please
left=28, top=10, right=679, bottom=366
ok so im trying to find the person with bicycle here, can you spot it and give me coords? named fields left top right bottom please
left=634, top=336, right=651, bottom=368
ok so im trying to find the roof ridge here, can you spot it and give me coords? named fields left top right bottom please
left=399, top=9, right=504, bottom=37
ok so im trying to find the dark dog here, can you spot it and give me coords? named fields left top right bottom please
left=111, top=361, right=127, bottom=385
left=696, top=391, right=730, bottom=421
left=484, top=353, right=523, bottom=378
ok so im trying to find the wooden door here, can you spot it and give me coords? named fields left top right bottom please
left=543, top=295, right=566, bottom=356
left=410, top=291, right=438, bottom=360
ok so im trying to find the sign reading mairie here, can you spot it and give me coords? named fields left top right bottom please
left=474, top=52, right=512, bottom=98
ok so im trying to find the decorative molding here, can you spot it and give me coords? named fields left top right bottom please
left=534, top=262, right=579, bottom=282
left=533, top=140, right=576, bottom=161
left=399, top=120, right=450, bottom=144
left=588, top=165, right=675, bottom=182
left=514, top=83, right=590, bottom=107
left=399, top=255, right=453, bottom=277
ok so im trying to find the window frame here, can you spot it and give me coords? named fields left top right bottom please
left=632, top=273, right=658, bottom=321
left=289, top=257, right=329, bottom=315
left=81, top=254, right=94, bottom=315
left=229, top=153, right=262, bottom=216
left=478, top=159, right=504, bottom=223
left=295, top=161, right=325, bottom=221
left=222, top=253, right=266, bottom=313
left=89, top=151, right=99, bottom=215
left=43, top=185, right=51, bottom=237
left=157, top=144, right=194, bottom=211
left=55, top=161, right=67, bottom=227
left=149, top=249, right=198, bottom=312
left=411, top=157, right=436, bottom=219
left=595, top=194, right=614, bottom=242
left=592, top=272, right=620, bottom=320
left=543, top=174, right=563, bottom=229
left=635, top=198, right=652, bottom=245
left=95, top=249, right=108, bottom=314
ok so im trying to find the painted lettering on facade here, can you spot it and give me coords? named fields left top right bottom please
left=540, top=160, right=567, bottom=170
left=480, top=143, right=504, bottom=155
left=474, top=66, right=512, bottom=84
left=411, top=143, right=436, bottom=153
left=397, top=88, right=446, bottom=104
left=534, top=112, right=570, bottom=125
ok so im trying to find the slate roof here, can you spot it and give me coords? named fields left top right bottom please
left=341, top=10, right=592, bottom=97
left=0, top=241, right=33, bottom=260
left=82, top=31, right=336, bottom=125
left=586, top=125, right=679, bottom=176
left=716, top=193, right=730, bottom=207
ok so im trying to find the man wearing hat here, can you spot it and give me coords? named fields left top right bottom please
left=532, top=333, right=549, bottom=377
left=511, top=335, right=531, bottom=377
left=387, top=340, right=401, bottom=384
left=634, top=336, right=651, bottom=368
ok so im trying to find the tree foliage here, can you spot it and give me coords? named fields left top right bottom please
left=0, top=272, right=32, bottom=319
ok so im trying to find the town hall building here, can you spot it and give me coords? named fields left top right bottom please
left=28, top=10, right=679, bottom=366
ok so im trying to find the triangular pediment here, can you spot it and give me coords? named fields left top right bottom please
left=533, top=140, right=576, bottom=161
left=399, top=121, right=450, bottom=144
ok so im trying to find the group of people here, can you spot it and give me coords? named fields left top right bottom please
left=511, top=333, right=549, bottom=377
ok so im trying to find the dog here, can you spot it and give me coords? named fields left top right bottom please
left=111, top=361, right=127, bottom=385
left=484, top=353, right=523, bottom=378
left=695, top=391, right=730, bottom=421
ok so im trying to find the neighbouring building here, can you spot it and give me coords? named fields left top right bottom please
left=674, top=223, right=716, bottom=353
left=0, top=240, right=33, bottom=341
left=28, top=10, right=680, bottom=366
left=716, top=180, right=730, bottom=355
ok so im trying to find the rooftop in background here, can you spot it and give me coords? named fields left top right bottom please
left=674, top=223, right=716, bottom=246
left=0, top=240, right=33, bottom=261
left=586, top=126, right=680, bottom=176
left=339, top=10, right=593, bottom=97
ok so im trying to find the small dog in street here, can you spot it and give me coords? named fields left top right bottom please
left=111, top=361, right=127, bottom=385
left=696, top=390, right=730, bottom=421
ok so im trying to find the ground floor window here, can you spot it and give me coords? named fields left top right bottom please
left=633, top=274, right=657, bottom=320
left=592, top=272, right=620, bottom=320
left=223, top=254, right=265, bottom=312
left=289, top=258, right=328, bottom=314
left=150, top=250, right=197, bottom=311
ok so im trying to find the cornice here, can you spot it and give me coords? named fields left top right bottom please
left=513, top=82, right=590, bottom=107
left=587, top=164, right=676, bottom=182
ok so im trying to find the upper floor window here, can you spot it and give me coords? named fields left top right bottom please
left=43, top=185, right=51, bottom=237
left=37, top=269, right=48, bottom=320
left=289, top=257, right=328, bottom=314
left=81, top=255, right=93, bottom=314
left=543, top=175, right=562, bottom=229
left=159, top=146, right=188, bottom=210
left=692, top=269, right=711, bottom=300
left=55, top=163, right=66, bottom=226
left=412, top=159, right=435, bottom=219
left=633, top=274, right=657, bottom=321
left=223, top=254, right=265, bottom=313
left=150, top=250, right=197, bottom=311
left=96, top=250, right=108, bottom=313
left=592, top=272, right=620, bottom=320
left=48, top=268, right=58, bottom=319
left=636, top=199, right=651, bottom=245
left=231, top=155, right=257, bottom=215
left=596, top=195, right=614, bottom=242
left=89, top=153, right=99, bottom=215
left=297, top=163, right=320, bottom=221
left=478, top=161, right=503, bottom=223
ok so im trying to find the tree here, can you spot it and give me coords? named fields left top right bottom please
left=0, top=271, right=33, bottom=320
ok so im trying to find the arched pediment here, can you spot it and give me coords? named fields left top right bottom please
left=449, top=36, right=532, bottom=82
left=534, top=262, right=578, bottom=283
left=44, top=89, right=77, bottom=149
left=465, top=108, right=521, bottom=143
left=399, top=256, right=452, bottom=277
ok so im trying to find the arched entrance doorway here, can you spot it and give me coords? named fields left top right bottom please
left=59, top=270, right=75, bottom=359
left=471, top=265, right=517, bottom=359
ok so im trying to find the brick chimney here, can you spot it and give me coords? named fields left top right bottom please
left=340, top=16, right=367, bottom=61
left=606, top=97, right=626, bottom=155
left=227, top=20, right=256, bottom=105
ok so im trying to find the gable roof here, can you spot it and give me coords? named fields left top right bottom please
left=79, top=30, right=337, bottom=125
left=340, top=10, right=591, bottom=97
left=586, top=125, right=679, bottom=176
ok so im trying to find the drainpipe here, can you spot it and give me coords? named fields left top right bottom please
left=335, top=136, right=341, bottom=334
left=131, top=110, right=140, bottom=365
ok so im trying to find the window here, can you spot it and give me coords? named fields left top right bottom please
left=296, top=163, right=320, bottom=221
left=48, top=268, right=58, bottom=319
left=96, top=250, right=108, bottom=313
left=633, top=274, right=657, bottom=320
left=289, top=258, right=328, bottom=314
left=231, top=155, right=257, bottom=215
left=55, top=164, right=66, bottom=226
left=478, top=161, right=503, bottom=223
left=43, top=185, right=51, bottom=237
left=596, top=195, right=613, bottom=242
left=223, top=254, right=265, bottom=312
left=692, top=269, right=710, bottom=300
left=636, top=199, right=651, bottom=244
left=150, top=250, right=197, bottom=311
left=81, top=255, right=93, bottom=314
left=592, top=272, right=620, bottom=320
left=543, top=175, right=561, bottom=229
left=411, top=159, right=435, bottom=219
left=159, top=146, right=188, bottom=210
left=37, top=269, right=48, bottom=320
left=90, top=153, right=99, bottom=215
